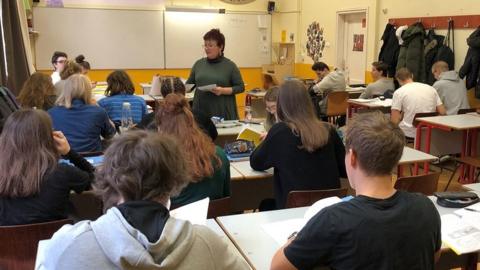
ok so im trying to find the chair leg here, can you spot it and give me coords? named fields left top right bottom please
left=444, top=162, right=460, bottom=191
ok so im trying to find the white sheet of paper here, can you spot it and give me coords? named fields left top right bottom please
left=304, top=196, right=342, bottom=221
left=197, top=84, right=217, bottom=91
left=170, top=197, right=210, bottom=225
left=261, top=218, right=305, bottom=245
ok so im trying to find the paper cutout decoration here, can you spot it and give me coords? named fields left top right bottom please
left=306, top=21, right=325, bottom=62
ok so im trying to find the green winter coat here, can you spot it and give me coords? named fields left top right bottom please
left=397, top=23, right=426, bottom=83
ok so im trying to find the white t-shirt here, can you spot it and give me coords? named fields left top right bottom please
left=391, top=82, right=443, bottom=138
left=51, top=71, right=61, bottom=85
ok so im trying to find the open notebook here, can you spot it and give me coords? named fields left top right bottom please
left=441, top=202, right=480, bottom=255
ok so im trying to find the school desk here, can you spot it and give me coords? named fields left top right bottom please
left=215, top=197, right=479, bottom=270
left=415, top=114, right=480, bottom=182
left=397, top=146, right=438, bottom=176
left=347, top=98, right=392, bottom=118
left=205, top=219, right=252, bottom=269
left=229, top=160, right=274, bottom=212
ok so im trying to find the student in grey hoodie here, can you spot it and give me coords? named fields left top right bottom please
left=432, top=61, right=470, bottom=115
left=311, top=62, right=346, bottom=115
left=37, top=131, right=250, bottom=270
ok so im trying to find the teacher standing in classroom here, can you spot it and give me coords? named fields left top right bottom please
left=186, top=29, right=245, bottom=120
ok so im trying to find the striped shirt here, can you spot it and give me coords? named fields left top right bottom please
left=98, top=94, right=147, bottom=124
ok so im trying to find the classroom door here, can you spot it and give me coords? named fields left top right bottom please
left=337, top=12, right=367, bottom=85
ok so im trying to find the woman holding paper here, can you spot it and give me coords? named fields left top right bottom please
left=186, top=28, right=245, bottom=120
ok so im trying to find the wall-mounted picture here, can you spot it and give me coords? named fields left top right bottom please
left=353, top=34, right=364, bottom=52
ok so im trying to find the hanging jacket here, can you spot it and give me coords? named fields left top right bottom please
left=378, top=23, right=400, bottom=77
left=459, top=27, right=480, bottom=90
left=424, top=29, right=445, bottom=85
left=397, top=23, right=426, bottom=83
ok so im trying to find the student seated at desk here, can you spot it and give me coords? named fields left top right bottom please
left=0, top=109, right=94, bottom=226
left=264, top=86, right=279, bottom=131
left=157, top=94, right=230, bottom=208
left=391, top=68, right=446, bottom=139
left=38, top=131, right=248, bottom=270
left=98, top=70, right=147, bottom=124
left=48, top=74, right=116, bottom=153
left=17, top=72, right=57, bottom=110
left=54, top=60, right=82, bottom=96
left=310, top=62, right=346, bottom=116
left=137, top=76, right=217, bottom=141
left=250, top=80, right=346, bottom=210
left=359, top=61, right=394, bottom=99
left=50, top=51, right=67, bottom=85
left=271, top=111, right=441, bottom=270
left=431, top=61, right=470, bottom=115
left=75, top=54, right=91, bottom=75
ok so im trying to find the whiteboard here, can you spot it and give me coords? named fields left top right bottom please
left=164, top=11, right=271, bottom=68
left=33, top=7, right=165, bottom=69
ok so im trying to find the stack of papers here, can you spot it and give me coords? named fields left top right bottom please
left=441, top=202, right=480, bottom=255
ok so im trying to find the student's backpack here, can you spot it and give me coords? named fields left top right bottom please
left=0, top=86, right=20, bottom=133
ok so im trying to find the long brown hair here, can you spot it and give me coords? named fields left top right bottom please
left=17, top=72, right=56, bottom=110
left=277, top=80, right=330, bottom=152
left=156, top=94, right=220, bottom=181
left=105, top=70, right=135, bottom=96
left=0, top=109, right=59, bottom=198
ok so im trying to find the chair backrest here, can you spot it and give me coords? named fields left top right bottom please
left=207, top=196, right=231, bottom=219
left=457, top=108, right=477, bottom=114
left=0, top=219, right=72, bottom=270
left=285, top=188, right=349, bottom=208
left=69, top=191, right=104, bottom=222
left=326, top=91, right=349, bottom=117
left=412, top=112, right=438, bottom=127
left=394, top=172, right=441, bottom=196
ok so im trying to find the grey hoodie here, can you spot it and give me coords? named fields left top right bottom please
left=36, top=207, right=250, bottom=270
left=432, top=70, right=470, bottom=115
left=312, top=70, right=347, bottom=114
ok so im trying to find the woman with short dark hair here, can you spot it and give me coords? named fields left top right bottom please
left=98, top=70, right=147, bottom=124
left=250, top=80, right=347, bottom=209
left=186, top=28, right=245, bottom=120
left=38, top=130, right=249, bottom=270
left=0, top=109, right=94, bottom=225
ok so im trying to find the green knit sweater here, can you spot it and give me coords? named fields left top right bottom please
left=171, top=146, right=231, bottom=207
left=186, top=57, right=245, bottom=120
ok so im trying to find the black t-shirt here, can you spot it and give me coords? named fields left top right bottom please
left=284, top=191, right=442, bottom=270
left=250, top=122, right=346, bottom=209
left=0, top=150, right=94, bottom=225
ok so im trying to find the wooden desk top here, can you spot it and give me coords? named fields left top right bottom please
left=416, top=114, right=480, bottom=130
left=399, top=146, right=438, bottom=164
left=230, top=160, right=273, bottom=179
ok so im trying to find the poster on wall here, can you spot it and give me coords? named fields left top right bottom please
left=306, top=21, right=325, bottom=62
left=353, top=34, right=364, bottom=52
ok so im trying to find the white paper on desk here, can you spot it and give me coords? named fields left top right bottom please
left=441, top=213, right=480, bottom=255
left=262, top=196, right=342, bottom=245
left=197, top=84, right=217, bottom=92
left=170, top=197, right=209, bottom=225
left=351, top=98, right=376, bottom=103
left=261, top=219, right=305, bottom=245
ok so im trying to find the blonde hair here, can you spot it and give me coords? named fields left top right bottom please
left=56, top=74, right=92, bottom=108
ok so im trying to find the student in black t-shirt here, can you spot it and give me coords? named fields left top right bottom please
left=250, top=80, right=346, bottom=209
left=271, top=111, right=441, bottom=270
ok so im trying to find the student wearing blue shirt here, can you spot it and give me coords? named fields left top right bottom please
left=49, top=74, right=115, bottom=152
left=98, top=70, right=147, bottom=124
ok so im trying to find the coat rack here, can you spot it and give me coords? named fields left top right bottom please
left=388, top=15, right=480, bottom=29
